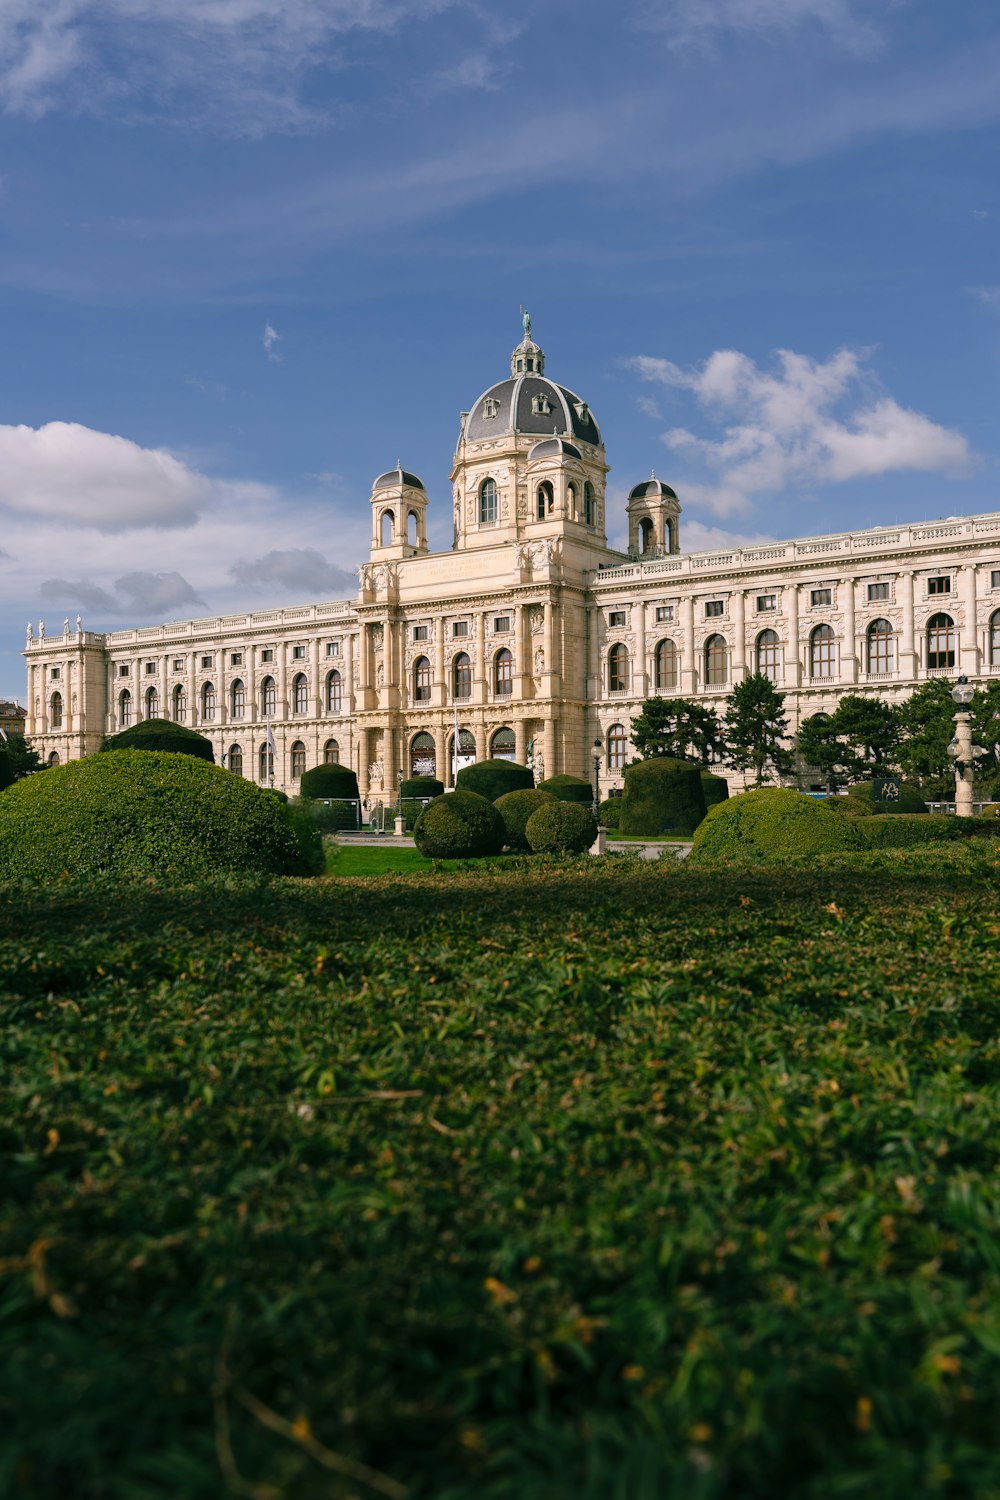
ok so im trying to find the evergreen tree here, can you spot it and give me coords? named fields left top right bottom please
left=0, top=734, right=42, bottom=781
left=723, top=674, right=793, bottom=787
left=629, top=697, right=724, bottom=765
left=796, top=696, right=900, bottom=788
left=895, top=679, right=958, bottom=795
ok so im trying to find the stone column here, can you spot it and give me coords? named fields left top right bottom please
left=357, top=726, right=369, bottom=797
left=514, top=603, right=531, bottom=699
left=475, top=723, right=488, bottom=761
left=542, top=717, right=556, bottom=781
left=732, top=591, right=746, bottom=683
left=475, top=611, right=486, bottom=704
left=542, top=600, right=555, bottom=696
left=356, top=624, right=369, bottom=704
left=961, top=564, right=978, bottom=674
left=159, top=653, right=169, bottom=725
left=434, top=616, right=446, bottom=707
left=681, top=596, right=696, bottom=692
left=344, top=632, right=355, bottom=714
left=954, top=710, right=975, bottom=816
left=312, top=635, right=322, bottom=717
left=634, top=601, right=647, bottom=700
left=433, top=724, right=448, bottom=786
left=514, top=719, right=527, bottom=765
left=841, top=577, right=856, bottom=684
left=588, top=600, right=600, bottom=699
left=785, top=585, right=800, bottom=687
left=899, top=572, right=916, bottom=679
left=187, top=652, right=197, bottom=728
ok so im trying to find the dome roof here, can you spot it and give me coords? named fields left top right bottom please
left=373, top=465, right=424, bottom=492
left=628, top=475, right=677, bottom=502
left=466, top=376, right=601, bottom=446
left=528, top=437, right=582, bottom=462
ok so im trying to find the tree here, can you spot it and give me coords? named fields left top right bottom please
left=629, top=696, right=724, bottom=765
left=895, top=679, right=958, bottom=795
left=796, top=695, right=900, bottom=788
left=723, top=674, right=793, bottom=787
left=0, top=733, right=42, bottom=781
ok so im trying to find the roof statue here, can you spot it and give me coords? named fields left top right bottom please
left=522, top=307, right=531, bottom=339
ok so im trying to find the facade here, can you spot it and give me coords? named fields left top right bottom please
left=22, top=325, right=1000, bottom=794
left=0, top=700, right=28, bottom=740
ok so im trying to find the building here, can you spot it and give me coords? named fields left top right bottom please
left=22, top=322, right=1000, bottom=793
left=0, top=700, right=28, bottom=741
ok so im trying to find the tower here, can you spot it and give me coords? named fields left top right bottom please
left=626, top=473, right=681, bottom=558
left=368, top=465, right=429, bottom=560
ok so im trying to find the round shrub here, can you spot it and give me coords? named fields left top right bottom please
left=598, top=796, right=621, bottom=830
left=456, top=758, right=533, bottom=801
left=299, top=763, right=360, bottom=802
left=494, top=788, right=556, bottom=851
left=0, top=750, right=323, bottom=880
left=701, top=772, right=729, bottom=810
left=413, top=790, right=505, bottom=859
left=401, top=776, right=444, bottom=801
left=619, top=758, right=706, bottom=837
left=536, top=774, right=594, bottom=805
left=525, top=800, right=597, bottom=854
left=845, top=780, right=928, bottom=816
left=689, top=788, right=864, bottom=865
left=100, top=718, right=215, bottom=762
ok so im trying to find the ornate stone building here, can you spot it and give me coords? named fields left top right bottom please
left=23, top=323, right=1000, bottom=793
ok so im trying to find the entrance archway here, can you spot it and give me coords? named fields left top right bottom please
left=410, top=731, right=436, bottom=777
left=490, top=726, right=516, bottom=761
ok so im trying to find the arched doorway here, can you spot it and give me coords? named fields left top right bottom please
left=490, top=726, right=516, bottom=761
left=410, top=731, right=436, bottom=777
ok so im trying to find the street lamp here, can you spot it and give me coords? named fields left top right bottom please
left=592, top=736, right=603, bottom=815
left=948, top=676, right=987, bottom=815
left=395, top=768, right=405, bottom=837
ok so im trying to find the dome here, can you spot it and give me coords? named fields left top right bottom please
left=528, top=437, right=582, bottom=462
left=463, top=318, right=603, bottom=448
left=628, top=475, right=677, bottom=502
left=373, top=465, right=424, bottom=492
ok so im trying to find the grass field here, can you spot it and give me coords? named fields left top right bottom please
left=2, top=850, right=1000, bottom=1498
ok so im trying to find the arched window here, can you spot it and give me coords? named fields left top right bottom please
left=201, top=682, right=216, bottom=721
left=172, top=684, right=187, bottom=723
left=50, top=691, right=63, bottom=729
left=654, top=638, right=678, bottom=691
left=927, top=613, right=956, bottom=670
left=228, top=745, right=243, bottom=777
left=327, top=669, right=342, bottom=713
left=47, top=751, right=61, bottom=767
left=608, top=643, right=629, bottom=693
left=291, top=741, right=306, bottom=779
left=756, top=629, right=780, bottom=683
left=607, top=723, right=627, bottom=771
left=584, top=481, right=595, bottom=526
left=453, top=651, right=472, bottom=700
left=259, top=742, right=273, bottom=783
left=991, top=610, right=1000, bottom=666
left=292, top=673, right=308, bottom=715
left=230, top=679, right=245, bottom=719
left=867, top=619, right=894, bottom=674
left=413, top=656, right=431, bottom=702
left=704, top=635, right=728, bottom=687
left=119, top=689, right=132, bottom=728
left=639, top=517, right=654, bottom=555
left=324, top=738, right=340, bottom=764
left=490, top=726, right=516, bottom=760
left=665, top=518, right=673, bottom=552
left=494, top=647, right=513, bottom=697
left=536, top=481, right=553, bottom=520
left=567, top=482, right=577, bottom=518
left=261, top=676, right=277, bottom=718
left=410, top=731, right=435, bottom=776
left=145, top=686, right=158, bottom=720
left=380, top=509, right=394, bottom=546
left=408, top=509, right=418, bottom=545
left=809, top=624, right=835, bottom=679
left=479, top=477, right=498, bottom=525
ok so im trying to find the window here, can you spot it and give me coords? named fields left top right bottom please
left=292, top=644, right=306, bottom=660
left=867, top=582, right=890, bottom=602
left=172, top=658, right=183, bottom=671
left=494, top=648, right=513, bottom=696
left=145, top=686, right=159, bottom=719
left=927, top=613, right=956, bottom=669
left=119, top=664, right=129, bottom=678
left=654, top=638, right=678, bottom=690
left=810, top=624, right=836, bottom=679
left=567, top=483, right=577, bottom=518
left=584, top=482, right=595, bottom=526
left=259, top=743, right=273, bottom=783
left=810, top=588, right=832, bottom=608
left=201, top=682, right=216, bottom=721
left=608, top=610, right=626, bottom=627
left=228, top=745, right=243, bottom=777
left=536, top=481, right=553, bottom=519
left=172, top=684, right=187, bottom=723
left=608, top=643, right=629, bottom=693
left=50, top=691, right=63, bottom=729
left=324, top=738, right=340, bottom=764
left=410, top=731, right=435, bottom=776
left=326, top=641, right=341, bottom=657
left=145, top=661, right=156, bottom=675
left=261, top=649, right=274, bottom=663
left=452, top=621, right=469, bottom=639
left=119, top=689, right=132, bottom=728
left=491, top=726, right=515, bottom=760
left=607, top=723, right=627, bottom=772
left=705, top=600, right=725, bottom=618
left=867, top=618, right=894, bottom=674
left=655, top=606, right=674, bottom=623
left=453, top=652, right=472, bottom=699
left=928, top=576, right=951, bottom=596
left=413, top=656, right=431, bottom=702
left=531, top=392, right=552, bottom=415
left=261, top=676, right=277, bottom=717
left=704, top=634, right=728, bottom=686
left=291, top=741, right=306, bottom=780
left=292, top=673, right=308, bottom=714
left=756, top=629, right=780, bottom=683
left=494, top=615, right=511, bottom=634
left=756, top=594, right=776, bottom=613
left=992, top=571, right=1000, bottom=590
left=413, top=624, right=429, bottom=642
left=230, top=679, right=245, bottom=718
left=483, top=397, right=499, bottom=418
left=201, top=655, right=213, bottom=669
left=327, top=669, right=342, bottom=712
left=50, top=667, right=60, bottom=681
left=991, top=611, right=1000, bottom=666
left=479, top=477, right=498, bottom=525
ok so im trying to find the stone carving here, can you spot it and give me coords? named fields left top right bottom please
left=26, top=622, right=32, bottom=642
left=63, top=618, right=70, bottom=635
left=38, top=621, right=45, bottom=638
left=529, top=609, right=544, bottom=634
left=368, top=759, right=383, bottom=791
left=357, top=564, right=372, bottom=591
left=534, top=647, right=544, bottom=677
left=371, top=625, right=384, bottom=651
left=376, top=663, right=384, bottom=688
left=75, top=615, right=82, bottom=632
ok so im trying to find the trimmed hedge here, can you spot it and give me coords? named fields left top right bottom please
left=598, top=796, right=621, bottom=830
left=400, top=776, right=444, bottom=801
left=858, top=814, right=1000, bottom=848
left=494, top=788, right=556, bottom=851
left=846, top=780, right=928, bottom=816
left=701, top=772, right=729, bottom=809
left=100, top=718, right=215, bottom=762
left=413, top=790, right=505, bottom=859
left=536, top=774, right=594, bottom=805
left=299, top=763, right=360, bottom=802
left=456, top=759, right=533, bottom=801
left=619, top=757, right=706, bottom=837
left=0, top=750, right=323, bottom=879
left=690, top=787, right=864, bottom=864
left=295, top=797, right=358, bottom=833
left=525, top=800, right=597, bottom=854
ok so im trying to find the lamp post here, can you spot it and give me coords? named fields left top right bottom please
left=395, top=768, right=405, bottom=838
left=947, top=676, right=986, bottom=816
left=592, top=737, right=603, bottom=815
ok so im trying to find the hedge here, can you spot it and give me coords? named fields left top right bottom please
left=413, top=790, right=505, bottom=858
left=0, top=750, right=323, bottom=879
left=525, top=800, right=597, bottom=854
left=456, top=759, right=533, bottom=801
left=494, top=788, right=556, bottom=851
left=536, top=774, right=594, bottom=805
left=0, top=749, right=13, bottom=792
left=689, top=787, right=864, bottom=864
left=597, top=796, right=621, bottom=830
left=299, top=763, right=360, bottom=802
left=100, top=718, right=215, bottom=762
left=400, top=776, right=444, bottom=801
left=858, top=814, right=1000, bottom=848
left=619, top=757, right=706, bottom=837
left=845, top=779, right=928, bottom=816
left=295, top=797, right=359, bottom=833
left=701, top=772, right=729, bottom=809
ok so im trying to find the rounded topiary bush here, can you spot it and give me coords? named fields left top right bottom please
left=525, top=800, right=597, bottom=854
left=0, top=750, right=323, bottom=880
left=598, top=796, right=621, bottom=830
left=413, top=790, right=505, bottom=859
left=456, top=759, right=533, bottom=800
left=299, top=763, right=360, bottom=802
left=845, top=780, right=928, bottom=816
left=100, top=719, right=215, bottom=762
left=401, top=776, right=444, bottom=801
left=619, top=758, right=706, bottom=837
left=701, top=772, right=730, bottom=809
left=536, top=774, right=594, bottom=805
left=494, top=788, right=556, bottom=851
left=689, top=788, right=864, bottom=864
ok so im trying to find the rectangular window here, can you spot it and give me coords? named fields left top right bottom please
left=326, top=640, right=341, bottom=656
left=927, top=575, right=951, bottom=595
left=704, top=600, right=724, bottom=618
left=145, top=661, right=157, bottom=675
left=201, top=654, right=213, bottom=669
left=452, top=621, right=469, bottom=638
left=810, top=588, right=832, bottom=607
left=50, top=667, right=60, bottom=680
left=261, top=648, right=274, bottom=663
left=413, top=625, right=429, bottom=642
left=867, top=582, right=890, bottom=602
left=756, top=594, right=776, bottom=613
left=118, top=665, right=129, bottom=678
left=608, top=610, right=627, bottom=627
left=292, top=644, right=306, bottom=659
left=230, top=652, right=243, bottom=666
left=493, top=615, right=511, bottom=634
left=172, top=658, right=183, bottom=671
left=655, top=606, right=674, bottom=623
left=991, top=570, right=1000, bottom=590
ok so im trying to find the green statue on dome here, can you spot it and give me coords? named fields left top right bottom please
left=521, top=307, right=532, bottom=340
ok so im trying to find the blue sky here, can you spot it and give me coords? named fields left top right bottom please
left=1, top=0, right=999, bottom=700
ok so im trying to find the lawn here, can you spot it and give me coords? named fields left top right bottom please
left=2, top=851, right=1000, bottom=1498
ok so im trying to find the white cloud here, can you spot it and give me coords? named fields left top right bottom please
left=230, top=547, right=357, bottom=597
left=644, top=0, right=883, bottom=54
left=630, top=346, right=971, bottom=517
left=974, top=286, right=1000, bottom=311
left=263, top=322, right=282, bottom=361
left=39, top=571, right=205, bottom=615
